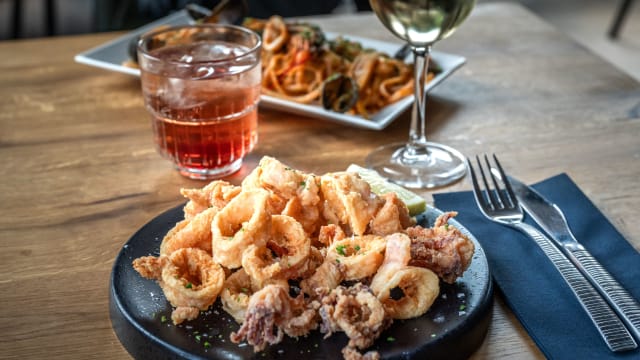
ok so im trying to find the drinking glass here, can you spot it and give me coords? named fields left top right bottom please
left=138, top=24, right=261, bottom=180
left=367, top=0, right=476, bottom=188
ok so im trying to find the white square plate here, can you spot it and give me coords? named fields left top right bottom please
left=74, top=10, right=466, bottom=130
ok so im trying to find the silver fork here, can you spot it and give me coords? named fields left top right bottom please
left=468, top=154, right=637, bottom=352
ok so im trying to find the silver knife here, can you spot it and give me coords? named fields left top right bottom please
left=506, top=174, right=640, bottom=342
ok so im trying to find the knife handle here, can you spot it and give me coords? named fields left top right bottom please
left=514, top=222, right=637, bottom=352
left=564, top=245, right=640, bottom=341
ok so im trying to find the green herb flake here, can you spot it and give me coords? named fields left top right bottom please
left=336, top=244, right=347, bottom=256
left=299, top=181, right=306, bottom=188
left=387, top=336, right=396, bottom=342
left=185, top=282, right=193, bottom=289
left=204, top=341, right=212, bottom=348
left=354, top=245, right=361, bottom=252
left=160, top=315, right=167, bottom=323
left=195, top=335, right=202, bottom=342
left=240, top=287, right=249, bottom=294
left=459, top=304, right=466, bottom=311
left=444, top=223, right=450, bottom=230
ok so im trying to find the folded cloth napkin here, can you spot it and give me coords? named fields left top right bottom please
left=433, top=173, right=640, bottom=359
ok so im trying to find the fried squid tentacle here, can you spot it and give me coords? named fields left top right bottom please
left=319, top=283, right=391, bottom=352
left=406, top=211, right=475, bottom=284
left=230, top=283, right=320, bottom=351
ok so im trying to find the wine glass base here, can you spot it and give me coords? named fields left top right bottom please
left=365, top=142, right=467, bottom=189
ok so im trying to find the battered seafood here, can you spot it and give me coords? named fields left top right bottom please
left=326, top=235, right=386, bottom=281
left=320, top=283, right=391, bottom=357
left=370, top=233, right=439, bottom=319
left=320, top=171, right=383, bottom=236
left=131, top=156, right=475, bottom=359
left=211, top=189, right=272, bottom=269
left=406, top=211, right=475, bottom=283
left=132, top=248, right=225, bottom=324
left=160, top=206, right=217, bottom=255
left=230, top=283, right=320, bottom=351
left=242, top=214, right=311, bottom=285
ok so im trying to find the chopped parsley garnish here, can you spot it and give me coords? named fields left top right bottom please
left=386, top=336, right=396, bottom=342
left=459, top=304, right=466, bottom=311
left=240, top=287, right=249, bottom=293
left=336, top=244, right=347, bottom=256
left=160, top=315, right=167, bottom=323
left=204, top=341, right=212, bottom=348
left=185, top=283, right=193, bottom=289
left=354, top=245, right=361, bottom=252
left=195, top=335, right=202, bottom=342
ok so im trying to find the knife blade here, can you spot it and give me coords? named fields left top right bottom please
left=505, top=173, right=640, bottom=342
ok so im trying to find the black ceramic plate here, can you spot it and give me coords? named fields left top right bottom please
left=110, top=205, right=493, bottom=360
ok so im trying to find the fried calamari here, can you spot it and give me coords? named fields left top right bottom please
left=131, top=156, right=475, bottom=359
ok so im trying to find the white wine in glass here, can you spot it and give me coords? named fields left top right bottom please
left=367, top=0, right=476, bottom=188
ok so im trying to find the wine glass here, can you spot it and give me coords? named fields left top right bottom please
left=367, top=0, right=476, bottom=188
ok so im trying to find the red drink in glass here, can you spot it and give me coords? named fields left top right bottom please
left=138, top=25, right=261, bottom=179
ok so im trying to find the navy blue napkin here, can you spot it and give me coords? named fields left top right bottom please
left=433, top=173, right=640, bottom=359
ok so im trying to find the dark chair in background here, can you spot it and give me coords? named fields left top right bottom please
left=608, top=0, right=635, bottom=39
left=10, top=0, right=55, bottom=38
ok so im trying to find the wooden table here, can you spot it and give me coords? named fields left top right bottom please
left=1, top=2, right=638, bottom=359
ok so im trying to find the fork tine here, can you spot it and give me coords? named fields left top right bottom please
left=467, top=157, right=489, bottom=209
left=491, top=154, right=518, bottom=208
left=483, top=154, right=507, bottom=209
left=475, top=155, right=499, bottom=210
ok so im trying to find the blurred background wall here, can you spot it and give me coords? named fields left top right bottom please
left=1, top=0, right=637, bottom=80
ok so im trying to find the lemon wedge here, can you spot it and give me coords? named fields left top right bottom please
left=346, top=164, right=427, bottom=216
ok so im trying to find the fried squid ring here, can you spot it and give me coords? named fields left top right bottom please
left=320, top=171, right=383, bottom=236
left=282, top=196, right=322, bottom=236
left=133, top=248, right=225, bottom=325
left=180, top=180, right=241, bottom=219
left=326, top=235, right=386, bottom=281
left=160, top=206, right=218, bottom=256
left=369, top=192, right=415, bottom=236
left=242, top=215, right=311, bottom=285
left=317, top=224, right=346, bottom=247
left=220, top=269, right=254, bottom=324
left=300, top=257, right=345, bottom=297
left=262, top=15, right=289, bottom=52
left=211, top=189, right=272, bottom=269
left=373, top=266, right=439, bottom=319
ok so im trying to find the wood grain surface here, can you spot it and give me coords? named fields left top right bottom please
left=1, top=3, right=638, bottom=359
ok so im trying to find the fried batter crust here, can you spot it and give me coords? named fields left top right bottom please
left=406, top=211, right=475, bottom=284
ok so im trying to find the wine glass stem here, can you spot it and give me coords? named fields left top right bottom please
left=408, top=45, right=432, bottom=156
